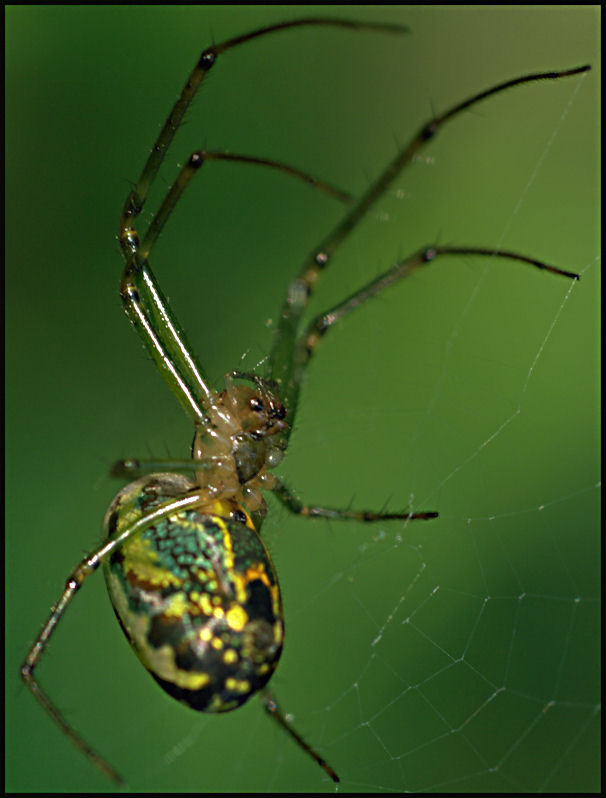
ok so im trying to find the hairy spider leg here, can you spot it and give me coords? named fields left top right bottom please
left=261, top=689, right=340, bottom=783
left=297, top=245, right=580, bottom=380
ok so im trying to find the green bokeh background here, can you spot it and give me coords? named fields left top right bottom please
left=6, top=5, right=599, bottom=793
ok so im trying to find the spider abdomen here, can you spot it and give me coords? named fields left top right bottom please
left=103, top=473, right=284, bottom=713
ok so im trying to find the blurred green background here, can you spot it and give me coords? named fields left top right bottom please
left=6, top=5, right=599, bottom=793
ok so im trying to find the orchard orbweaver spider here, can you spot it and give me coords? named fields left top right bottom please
left=21, top=16, right=588, bottom=785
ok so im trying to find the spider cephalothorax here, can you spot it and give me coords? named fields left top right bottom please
left=189, top=374, right=287, bottom=520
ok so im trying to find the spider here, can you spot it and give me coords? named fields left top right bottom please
left=21, top=16, right=588, bottom=786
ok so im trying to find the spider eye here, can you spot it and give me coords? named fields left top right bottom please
left=272, top=404, right=286, bottom=420
left=249, top=396, right=264, bottom=413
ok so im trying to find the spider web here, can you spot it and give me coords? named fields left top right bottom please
left=7, top=6, right=599, bottom=793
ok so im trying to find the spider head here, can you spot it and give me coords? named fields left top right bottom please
left=216, top=372, right=285, bottom=435
left=222, top=374, right=287, bottom=484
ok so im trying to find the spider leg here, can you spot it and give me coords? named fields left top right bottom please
left=260, top=688, right=340, bottom=783
left=285, top=245, right=580, bottom=426
left=21, top=556, right=123, bottom=784
left=20, top=491, right=208, bottom=783
left=270, top=476, right=437, bottom=523
left=269, top=65, right=590, bottom=424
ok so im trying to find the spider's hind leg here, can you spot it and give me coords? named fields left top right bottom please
left=260, top=688, right=340, bottom=783
left=269, top=474, right=438, bottom=523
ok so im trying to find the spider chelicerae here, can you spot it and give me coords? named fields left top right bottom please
left=21, top=16, right=589, bottom=785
